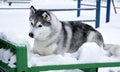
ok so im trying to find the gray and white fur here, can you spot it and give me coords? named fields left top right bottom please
left=29, top=6, right=104, bottom=56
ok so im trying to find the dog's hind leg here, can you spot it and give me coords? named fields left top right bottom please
left=87, top=31, right=104, bottom=47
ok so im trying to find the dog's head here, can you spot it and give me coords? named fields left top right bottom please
left=29, top=6, right=52, bottom=40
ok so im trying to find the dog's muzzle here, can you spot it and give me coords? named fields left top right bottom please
left=29, top=33, right=34, bottom=38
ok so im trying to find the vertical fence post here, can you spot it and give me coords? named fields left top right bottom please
left=77, top=0, right=81, bottom=17
left=16, top=46, right=28, bottom=72
left=95, top=0, right=101, bottom=28
left=106, top=0, right=111, bottom=23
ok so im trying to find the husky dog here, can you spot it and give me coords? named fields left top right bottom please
left=29, top=6, right=104, bottom=56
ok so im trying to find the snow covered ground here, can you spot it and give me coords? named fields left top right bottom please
left=0, top=0, right=120, bottom=72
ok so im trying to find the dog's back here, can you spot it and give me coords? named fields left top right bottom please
left=61, top=21, right=104, bottom=53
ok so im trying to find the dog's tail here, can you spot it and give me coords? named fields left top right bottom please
left=103, top=44, right=120, bottom=57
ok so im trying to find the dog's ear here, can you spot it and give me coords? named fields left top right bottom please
left=30, top=6, right=36, bottom=15
left=42, top=12, right=51, bottom=21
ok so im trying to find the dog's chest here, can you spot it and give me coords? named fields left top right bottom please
left=33, top=43, right=58, bottom=55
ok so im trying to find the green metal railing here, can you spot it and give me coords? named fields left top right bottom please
left=0, top=38, right=120, bottom=72
left=0, top=39, right=28, bottom=72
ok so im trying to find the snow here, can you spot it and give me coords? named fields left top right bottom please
left=8, top=55, right=16, bottom=68
left=28, top=53, right=78, bottom=67
left=0, top=0, right=120, bottom=72
left=2, top=49, right=13, bottom=63
left=0, top=48, right=16, bottom=68
left=78, top=42, right=107, bottom=63
left=0, top=48, right=6, bottom=60
left=98, top=67, right=120, bottom=72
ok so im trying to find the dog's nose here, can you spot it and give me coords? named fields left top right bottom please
left=29, top=33, right=34, bottom=38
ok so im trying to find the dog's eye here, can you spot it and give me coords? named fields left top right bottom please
left=38, top=25, right=42, bottom=27
left=31, top=23, right=34, bottom=26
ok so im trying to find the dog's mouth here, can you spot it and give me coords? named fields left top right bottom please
left=29, top=33, right=34, bottom=38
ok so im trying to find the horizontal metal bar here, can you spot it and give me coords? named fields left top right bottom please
left=81, top=3, right=106, bottom=8
left=29, top=62, right=120, bottom=72
left=66, top=20, right=96, bottom=23
left=0, top=8, right=29, bottom=10
left=47, top=8, right=96, bottom=11
left=78, top=20, right=96, bottom=22
left=0, top=8, right=96, bottom=11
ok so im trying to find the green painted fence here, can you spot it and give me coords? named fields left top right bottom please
left=0, top=38, right=120, bottom=72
